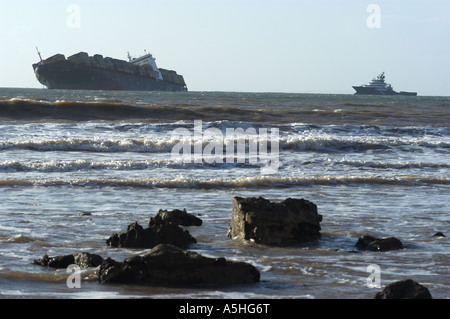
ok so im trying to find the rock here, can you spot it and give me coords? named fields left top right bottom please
left=149, top=208, right=202, bottom=227
left=106, top=220, right=196, bottom=249
left=106, top=208, right=201, bottom=249
left=79, top=211, right=92, bottom=216
left=73, top=252, right=104, bottom=268
left=33, top=252, right=103, bottom=268
left=433, top=232, right=445, bottom=237
left=355, top=235, right=403, bottom=251
left=374, top=279, right=432, bottom=299
left=98, top=244, right=260, bottom=286
left=33, top=254, right=74, bottom=268
left=106, top=221, right=149, bottom=248
left=227, top=196, right=322, bottom=246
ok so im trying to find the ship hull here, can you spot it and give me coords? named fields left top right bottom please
left=352, top=86, right=396, bottom=95
left=353, top=86, right=416, bottom=96
left=33, top=60, right=187, bottom=92
left=398, top=91, right=417, bottom=96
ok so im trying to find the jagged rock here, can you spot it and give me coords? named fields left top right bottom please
left=149, top=208, right=202, bottom=227
left=98, top=244, right=260, bottom=286
left=106, top=220, right=196, bottom=249
left=33, top=252, right=103, bottom=268
left=106, top=208, right=201, bottom=249
left=106, top=222, right=148, bottom=248
left=355, top=235, right=403, bottom=252
left=227, top=196, right=322, bottom=246
left=374, top=279, right=432, bottom=299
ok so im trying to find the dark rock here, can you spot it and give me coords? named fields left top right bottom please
left=79, top=212, right=92, bottom=216
left=227, top=196, right=322, bottom=245
left=97, top=258, right=124, bottom=284
left=33, top=252, right=103, bottom=268
left=149, top=208, right=202, bottom=227
left=33, top=254, right=74, bottom=268
left=106, top=208, right=201, bottom=249
left=374, top=279, right=432, bottom=299
left=433, top=232, right=445, bottom=237
left=106, top=222, right=147, bottom=248
left=98, top=244, right=260, bottom=286
left=106, top=220, right=196, bottom=249
left=73, top=252, right=104, bottom=268
left=355, top=235, right=403, bottom=251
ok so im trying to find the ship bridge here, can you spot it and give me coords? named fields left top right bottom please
left=128, top=51, right=163, bottom=81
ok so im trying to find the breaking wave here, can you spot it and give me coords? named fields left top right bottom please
left=1, top=136, right=448, bottom=153
left=1, top=175, right=449, bottom=188
left=0, top=158, right=448, bottom=173
left=0, top=159, right=218, bottom=172
left=0, top=138, right=176, bottom=153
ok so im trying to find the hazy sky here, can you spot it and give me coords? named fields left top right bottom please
left=1, top=0, right=449, bottom=95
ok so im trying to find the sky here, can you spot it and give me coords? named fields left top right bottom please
left=1, top=0, right=449, bottom=95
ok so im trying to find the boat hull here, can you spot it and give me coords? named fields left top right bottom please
left=353, top=86, right=416, bottom=96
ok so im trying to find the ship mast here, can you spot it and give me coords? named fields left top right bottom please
left=36, top=47, right=43, bottom=63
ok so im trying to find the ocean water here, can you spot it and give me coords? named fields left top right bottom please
left=0, top=88, right=448, bottom=299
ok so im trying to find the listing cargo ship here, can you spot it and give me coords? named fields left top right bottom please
left=32, top=49, right=187, bottom=91
left=353, top=72, right=416, bottom=96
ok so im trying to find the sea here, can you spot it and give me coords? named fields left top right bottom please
left=0, top=88, right=448, bottom=299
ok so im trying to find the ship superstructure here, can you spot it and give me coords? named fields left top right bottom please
left=32, top=50, right=187, bottom=92
left=128, top=51, right=164, bottom=81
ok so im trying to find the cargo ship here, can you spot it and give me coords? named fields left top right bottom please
left=32, top=49, right=187, bottom=91
left=353, top=72, right=416, bottom=96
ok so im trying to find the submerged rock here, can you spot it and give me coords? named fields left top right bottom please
left=374, top=279, right=432, bottom=299
left=227, top=196, right=322, bottom=246
left=432, top=232, right=445, bottom=237
left=355, top=235, right=403, bottom=252
left=33, top=252, right=103, bottom=269
left=98, top=244, right=260, bottom=286
left=106, top=220, right=196, bottom=249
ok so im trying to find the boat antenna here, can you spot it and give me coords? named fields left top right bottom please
left=36, top=47, right=43, bottom=62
